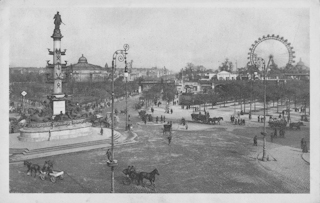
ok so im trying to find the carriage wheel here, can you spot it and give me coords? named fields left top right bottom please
left=40, top=174, right=45, bottom=180
left=50, top=176, right=56, bottom=183
left=123, top=177, right=131, bottom=185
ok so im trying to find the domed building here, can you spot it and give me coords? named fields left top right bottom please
left=67, top=55, right=108, bottom=82
left=295, top=58, right=309, bottom=71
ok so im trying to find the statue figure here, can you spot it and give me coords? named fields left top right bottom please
left=54, top=12, right=63, bottom=29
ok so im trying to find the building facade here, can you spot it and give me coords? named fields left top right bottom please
left=67, top=55, right=108, bottom=82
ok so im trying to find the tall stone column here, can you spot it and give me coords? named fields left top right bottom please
left=47, top=12, right=68, bottom=115
left=52, top=30, right=63, bottom=94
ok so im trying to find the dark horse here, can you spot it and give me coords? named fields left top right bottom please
left=24, top=161, right=41, bottom=177
left=122, top=166, right=140, bottom=185
left=138, top=168, right=160, bottom=187
left=209, top=117, right=223, bottom=125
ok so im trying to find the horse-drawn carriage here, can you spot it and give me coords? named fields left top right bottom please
left=39, top=170, right=64, bottom=183
left=191, top=112, right=223, bottom=125
left=163, top=123, right=172, bottom=136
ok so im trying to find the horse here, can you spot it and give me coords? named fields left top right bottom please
left=24, top=161, right=41, bottom=177
left=122, top=166, right=140, bottom=185
left=209, top=117, right=223, bottom=125
left=138, top=168, right=160, bottom=187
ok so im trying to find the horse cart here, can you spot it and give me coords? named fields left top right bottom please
left=39, top=170, right=64, bottom=183
left=191, top=113, right=223, bottom=125
left=163, top=124, right=172, bottom=136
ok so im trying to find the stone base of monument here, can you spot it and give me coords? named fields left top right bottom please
left=19, top=122, right=93, bottom=142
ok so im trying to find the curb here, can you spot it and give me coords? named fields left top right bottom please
left=301, top=153, right=310, bottom=165
left=9, top=131, right=138, bottom=163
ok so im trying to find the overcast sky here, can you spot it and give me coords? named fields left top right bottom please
left=8, top=3, right=309, bottom=72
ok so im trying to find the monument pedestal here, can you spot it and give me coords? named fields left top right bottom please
left=19, top=122, right=92, bottom=142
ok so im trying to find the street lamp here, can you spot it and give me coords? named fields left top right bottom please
left=124, top=64, right=129, bottom=131
left=109, top=44, right=129, bottom=193
left=249, top=72, right=257, bottom=114
left=258, top=55, right=272, bottom=162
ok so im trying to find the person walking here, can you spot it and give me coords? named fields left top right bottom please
left=253, top=135, right=258, bottom=146
left=300, top=138, right=305, bottom=150
left=171, top=109, right=173, bottom=114
left=48, top=130, right=51, bottom=141
left=106, top=149, right=112, bottom=162
left=258, top=115, right=260, bottom=122
left=168, top=134, right=172, bottom=145
left=100, top=127, right=103, bottom=135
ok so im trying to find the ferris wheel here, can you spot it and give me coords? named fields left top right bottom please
left=248, top=34, right=295, bottom=68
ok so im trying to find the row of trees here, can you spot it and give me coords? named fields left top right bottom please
left=142, top=81, right=177, bottom=108
left=180, top=79, right=310, bottom=114
left=176, top=58, right=309, bottom=82
left=10, top=72, right=140, bottom=104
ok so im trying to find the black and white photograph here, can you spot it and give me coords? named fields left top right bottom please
left=1, top=0, right=319, bottom=203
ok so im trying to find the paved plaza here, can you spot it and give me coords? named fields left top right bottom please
left=9, top=96, right=310, bottom=193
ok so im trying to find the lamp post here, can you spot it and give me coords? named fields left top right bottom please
left=109, top=44, right=129, bottom=193
left=124, top=64, right=129, bottom=131
left=259, top=55, right=272, bottom=162
left=249, top=72, right=257, bottom=114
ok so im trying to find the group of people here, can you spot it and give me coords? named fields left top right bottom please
left=155, top=115, right=166, bottom=123
left=257, top=115, right=266, bottom=123
left=165, top=108, right=173, bottom=114
left=230, top=115, right=246, bottom=125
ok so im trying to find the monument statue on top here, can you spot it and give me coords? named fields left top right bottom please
left=54, top=12, right=63, bottom=30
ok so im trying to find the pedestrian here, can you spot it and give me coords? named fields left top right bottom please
left=279, top=114, right=281, bottom=118
left=249, top=113, right=251, bottom=120
left=243, top=119, right=246, bottom=125
left=270, top=133, right=274, bottom=143
left=100, top=127, right=103, bottom=135
left=156, top=116, right=159, bottom=123
left=48, top=130, right=51, bottom=141
left=128, top=114, right=131, bottom=121
left=302, top=140, right=308, bottom=153
left=253, top=135, right=257, bottom=146
left=164, top=116, right=166, bottom=122
left=168, top=134, right=172, bottom=145
left=258, top=115, right=260, bottom=122
left=144, top=116, right=147, bottom=124
left=171, top=109, right=173, bottom=114
left=106, top=149, right=112, bottom=162
left=300, top=138, right=305, bottom=149
left=160, top=115, right=163, bottom=122
left=11, top=126, right=14, bottom=134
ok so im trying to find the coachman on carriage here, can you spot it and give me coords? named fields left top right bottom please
left=163, top=123, right=172, bottom=136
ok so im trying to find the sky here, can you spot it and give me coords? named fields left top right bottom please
left=8, top=3, right=310, bottom=72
